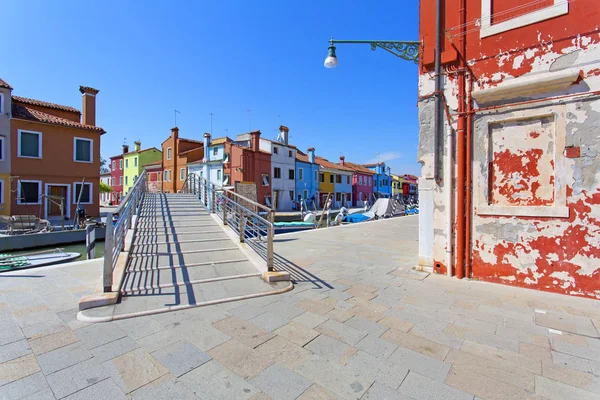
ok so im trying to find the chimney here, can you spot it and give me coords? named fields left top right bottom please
left=134, top=141, right=141, bottom=152
left=279, top=125, right=289, bottom=145
left=340, top=155, right=345, bottom=166
left=171, top=126, right=179, bottom=141
left=122, top=144, right=129, bottom=154
left=307, top=148, right=315, bottom=164
left=250, top=130, right=261, bottom=153
left=79, top=86, right=99, bottom=126
left=203, top=133, right=211, bottom=161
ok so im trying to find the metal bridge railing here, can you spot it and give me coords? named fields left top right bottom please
left=103, top=171, right=147, bottom=292
left=180, top=173, right=274, bottom=272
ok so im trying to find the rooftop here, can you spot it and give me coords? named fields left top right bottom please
left=340, top=161, right=377, bottom=175
left=0, top=77, right=12, bottom=90
left=12, top=95, right=80, bottom=114
left=125, top=147, right=161, bottom=155
left=143, top=160, right=162, bottom=167
left=315, top=156, right=354, bottom=172
left=11, top=103, right=105, bottom=133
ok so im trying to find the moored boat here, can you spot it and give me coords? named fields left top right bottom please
left=0, top=249, right=81, bottom=272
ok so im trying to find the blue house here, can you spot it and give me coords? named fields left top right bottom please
left=363, top=162, right=392, bottom=197
left=295, top=148, right=320, bottom=209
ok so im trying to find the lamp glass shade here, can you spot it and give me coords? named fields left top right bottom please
left=324, top=44, right=338, bottom=68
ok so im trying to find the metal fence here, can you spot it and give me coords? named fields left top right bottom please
left=180, top=173, right=275, bottom=272
left=103, top=171, right=147, bottom=292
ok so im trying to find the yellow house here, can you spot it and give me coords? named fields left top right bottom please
left=392, top=174, right=406, bottom=197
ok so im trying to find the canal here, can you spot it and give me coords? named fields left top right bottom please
left=9, top=241, right=105, bottom=262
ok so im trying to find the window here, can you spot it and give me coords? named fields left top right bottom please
left=119, top=159, right=123, bottom=170
left=359, top=176, right=363, bottom=185
left=288, top=169, right=295, bottom=180
left=74, top=137, right=93, bottom=162
left=0, top=180, right=3, bottom=205
left=298, top=168, right=303, bottom=180
left=336, top=193, right=341, bottom=202
left=111, top=177, right=115, bottom=186
left=157, top=172, right=162, bottom=181
left=346, top=176, right=350, bottom=185
left=303, top=190, right=308, bottom=201
left=336, top=175, right=342, bottom=184
left=112, top=160, right=116, bottom=170
left=125, top=176, right=129, bottom=185
left=73, top=182, right=92, bottom=204
left=319, top=173, right=324, bottom=183
left=314, top=171, right=318, bottom=182
left=369, top=177, right=372, bottom=186
left=273, top=147, right=278, bottom=155
left=134, top=157, right=138, bottom=167
left=288, top=150, right=292, bottom=157
left=298, top=193, right=303, bottom=201
left=0, top=93, right=3, bottom=114
left=274, top=167, right=281, bottom=179
left=167, top=147, right=172, bottom=160
left=18, top=130, right=42, bottom=158
left=217, top=170, right=222, bottom=181
left=329, top=174, right=334, bottom=184
left=134, top=175, right=138, bottom=182
left=18, top=180, right=41, bottom=204
left=180, top=168, right=185, bottom=180
left=213, top=147, right=218, bottom=156
left=125, top=159, right=129, bottom=168
left=289, top=191, right=294, bottom=201
left=164, top=170, right=171, bottom=182
left=119, top=176, right=123, bottom=185
left=0, top=136, right=4, bottom=161
left=223, top=152, right=230, bottom=163
left=262, top=174, right=270, bottom=186
left=265, top=196, right=272, bottom=207
left=223, top=174, right=230, bottom=185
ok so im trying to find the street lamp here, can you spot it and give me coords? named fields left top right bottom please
left=323, top=38, right=421, bottom=68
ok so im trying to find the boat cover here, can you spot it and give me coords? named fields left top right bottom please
left=370, top=199, right=405, bottom=218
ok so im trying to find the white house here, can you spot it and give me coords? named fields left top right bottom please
left=99, top=172, right=111, bottom=206
left=259, top=126, right=296, bottom=211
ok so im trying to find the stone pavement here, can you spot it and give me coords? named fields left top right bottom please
left=2, top=215, right=600, bottom=399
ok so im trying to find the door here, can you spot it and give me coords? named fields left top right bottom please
left=48, top=186, right=67, bottom=217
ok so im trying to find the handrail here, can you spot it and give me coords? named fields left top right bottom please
left=180, top=173, right=275, bottom=272
left=103, top=171, right=147, bottom=292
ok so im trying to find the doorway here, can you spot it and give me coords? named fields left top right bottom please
left=45, top=184, right=69, bottom=219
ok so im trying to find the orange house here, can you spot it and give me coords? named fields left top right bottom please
left=10, top=86, right=105, bottom=220
left=161, top=127, right=203, bottom=193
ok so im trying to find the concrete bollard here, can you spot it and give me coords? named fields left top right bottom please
left=85, top=224, right=96, bottom=260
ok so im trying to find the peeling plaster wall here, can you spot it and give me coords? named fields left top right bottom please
left=418, top=0, right=600, bottom=297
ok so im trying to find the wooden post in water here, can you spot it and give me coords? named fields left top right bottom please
left=85, top=224, right=95, bottom=259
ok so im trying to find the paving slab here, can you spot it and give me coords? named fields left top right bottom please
left=535, top=375, right=600, bottom=400
left=315, top=320, right=367, bottom=346
left=62, top=378, right=127, bottom=400
left=305, top=334, right=357, bottom=363
left=361, top=382, right=412, bottom=400
left=129, top=375, right=199, bottom=400
left=208, top=339, right=274, bottom=379
left=542, top=360, right=600, bottom=394
left=45, top=358, right=109, bottom=399
left=0, top=339, right=31, bottom=363
left=180, top=359, right=258, bottom=400
left=297, top=384, right=341, bottom=400
left=381, top=328, right=450, bottom=361
left=398, top=371, right=474, bottom=400
left=101, top=348, right=169, bottom=394
left=274, top=321, right=320, bottom=347
left=293, top=312, right=329, bottom=329
left=355, top=334, right=398, bottom=359
left=387, top=345, right=451, bottom=382
left=36, top=342, right=92, bottom=375
left=345, top=350, right=409, bottom=390
left=0, top=372, right=49, bottom=400
left=152, top=341, right=211, bottom=377
left=249, top=363, right=312, bottom=400
left=254, top=336, right=313, bottom=370
left=213, top=317, right=275, bottom=349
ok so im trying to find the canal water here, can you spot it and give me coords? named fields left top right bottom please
left=9, top=241, right=105, bottom=262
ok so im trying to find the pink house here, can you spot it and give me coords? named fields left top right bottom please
left=338, top=159, right=376, bottom=207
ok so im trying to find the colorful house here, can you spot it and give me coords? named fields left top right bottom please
left=161, top=127, right=203, bottom=193
left=122, top=141, right=161, bottom=196
left=143, top=160, right=163, bottom=193
left=109, top=145, right=126, bottom=205
left=363, top=162, right=392, bottom=198
left=391, top=174, right=405, bottom=198
left=340, top=159, right=376, bottom=207
left=316, top=156, right=353, bottom=208
left=0, top=78, right=11, bottom=215
left=100, top=172, right=111, bottom=206
left=187, top=134, right=233, bottom=187
left=9, top=85, right=105, bottom=219
left=295, top=148, right=320, bottom=209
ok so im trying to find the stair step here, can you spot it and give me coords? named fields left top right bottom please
left=127, top=248, right=245, bottom=268
left=131, top=238, right=234, bottom=254
left=134, top=231, right=228, bottom=243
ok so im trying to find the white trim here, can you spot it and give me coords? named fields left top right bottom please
left=480, top=0, right=569, bottom=38
left=180, top=167, right=185, bottom=180
left=73, top=181, right=93, bottom=205
left=119, top=176, right=123, bottom=185
left=73, top=137, right=93, bottom=163
left=119, top=159, right=123, bottom=170
left=0, top=136, right=4, bottom=161
left=17, top=180, right=42, bottom=205
left=298, top=168, right=304, bottom=180
left=134, top=157, right=138, bottom=167
left=82, top=92, right=96, bottom=98
left=44, top=183, right=71, bottom=219
left=167, top=147, right=172, bottom=160
left=0, top=179, right=4, bottom=205
left=17, top=129, right=43, bottom=159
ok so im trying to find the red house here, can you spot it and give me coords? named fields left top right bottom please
left=143, top=160, right=163, bottom=193
left=337, top=159, right=376, bottom=207
left=109, top=145, right=126, bottom=205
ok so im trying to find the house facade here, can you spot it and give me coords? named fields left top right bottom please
left=109, top=146, right=125, bottom=206
left=340, top=159, right=375, bottom=207
left=122, top=142, right=161, bottom=196
left=100, top=172, right=111, bottom=206
left=0, top=78, right=12, bottom=215
left=295, top=148, right=320, bottom=209
left=143, top=160, right=163, bottom=193
left=316, top=156, right=353, bottom=208
left=187, top=134, right=233, bottom=187
left=161, top=127, right=203, bottom=193
left=418, top=0, right=600, bottom=298
left=259, top=126, right=296, bottom=210
left=363, top=162, right=392, bottom=198
left=9, top=85, right=104, bottom=219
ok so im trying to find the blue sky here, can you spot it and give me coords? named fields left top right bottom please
left=3, top=0, right=420, bottom=175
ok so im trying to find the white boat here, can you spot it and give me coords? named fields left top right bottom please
left=0, top=249, right=81, bottom=272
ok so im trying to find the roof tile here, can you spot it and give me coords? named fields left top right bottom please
left=11, top=103, right=105, bottom=133
left=0, top=78, right=12, bottom=90
left=315, top=156, right=353, bottom=172
left=12, top=95, right=80, bottom=114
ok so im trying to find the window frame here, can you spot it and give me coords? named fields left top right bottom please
left=298, top=168, right=303, bottom=180
left=288, top=150, right=292, bottom=157
left=0, top=179, right=3, bottom=205
left=262, top=174, right=270, bottom=186
left=274, top=167, right=281, bottom=179
left=0, top=136, right=4, bottom=161
left=73, top=137, right=93, bottom=163
left=18, top=129, right=43, bottom=159
left=330, top=174, right=334, bottom=184
left=125, top=176, right=129, bottom=185
left=17, top=180, right=42, bottom=205
left=223, top=173, right=230, bottom=185
left=111, top=177, right=115, bottom=186
left=119, top=159, right=123, bottom=170
left=180, top=167, right=185, bottom=180
left=346, top=176, right=350, bottom=185
left=125, top=158, right=129, bottom=168
left=273, top=147, right=278, bottom=155
left=73, top=182, right=93, bottom=205
left=288, top=169, right=295, bottom=180
left=134, top=157, right=138, bottom=167
left=167, top=147, right=172, bottom=160
left=314, top=170, right=318, bottom=182
left=217, top=169, right=222, bottom=181
left=213, top=147, right=218, bottom=156
left=319, top=173, right=324, bottom=183
left=119, top=176, right=123, bottom=185
left=0, top=92, right=3, bottom=114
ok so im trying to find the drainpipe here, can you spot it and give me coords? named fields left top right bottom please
left=434, top=0, right=443, bottom=184
left=465, top=74, right=474, bottom=278
left=454, top=0, right=467, bottom=280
